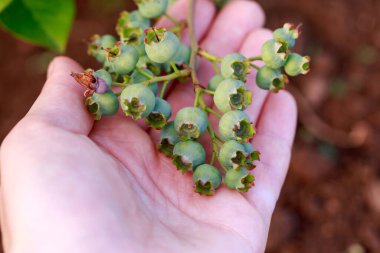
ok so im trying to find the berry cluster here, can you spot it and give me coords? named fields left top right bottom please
left=72, top=0, right=310, bottom=196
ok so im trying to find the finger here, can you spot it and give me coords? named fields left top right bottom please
left=27, top=56, right=94, bottom=135
left=166, top=0, right=266, bottom=118
left=155, top=0, right=215, bottom=44
left=246, top=91, right=297, bottom=222
left=239, top=28, right=273, bottom=124
left=150, top=0, right=216, bottom=140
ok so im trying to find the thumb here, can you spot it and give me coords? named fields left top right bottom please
left=28, top=56, right=94, bottom=134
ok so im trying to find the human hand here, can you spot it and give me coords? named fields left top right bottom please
left=0, top=0, right=297, bottom=252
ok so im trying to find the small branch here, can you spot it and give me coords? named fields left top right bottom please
left=207, top=123, right=219, bottom=166
left=112, top=82, right=128, bottom=87
left=198, top=49, right=222, bottom=62
left=170, top=60, right=179, bottom=73
left=136, top=68, right=154, bottom=79
left=204, top=107, right=222, bottom=118
left=250, top=63, right=260, bottom=70
left=203, top=89, right=215, bottom=95
left=164, top=12, right=181, bottom=26
left=188, top=0, right=201, bottom=87
left=160, top=80, right=170, bottom=98
left=140, top=69, right=190, bottom=85
left=247, top=56, right=262, bottom=62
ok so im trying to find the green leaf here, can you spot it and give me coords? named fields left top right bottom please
left=0, top=0, right=13, bottom=12
left=0, top=0, right=75, bottom=52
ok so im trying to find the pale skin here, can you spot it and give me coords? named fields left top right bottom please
left=0, top=0, right=297, bottom=252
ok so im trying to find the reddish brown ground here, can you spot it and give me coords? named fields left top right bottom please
left=0, top=0, right=379, bottom=252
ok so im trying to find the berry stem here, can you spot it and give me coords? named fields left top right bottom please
left=160, top=80, right=170, bottom=98
left=214, top=133, right=225, bottom=143
left=170, top=60, right=180, bottom=73
left=198, top=49, right=222, bottom=62
left=203, top=89, right=215, bottom=95
left=164, top=12, right=181, bottom=26
left=187, top=0, right=201, bottom=87
left=136, top=68, right=154, bottom=79
left=250, top=63, right=260, bottom=70
left=194, top=88, right=202, bottom=107
left=207, top=123, right=219, bottom=166
left=247, top=56, right=262, bottom=62
left=204, top=107, right=222, bottom=118
left=112, top=82, right=128, bottom=87
left=140, top=69, right=190, bottom=85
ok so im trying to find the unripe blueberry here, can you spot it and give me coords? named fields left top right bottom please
left=108, top=44, right=139, bottom=75
left=145, top=97, right=172, bottom=129
left=225, top=168, right=255, bottom=192
left=261, top=39, right=287, bottom=69
left=218, top=110, right=256, bottom=143
left=213, top=78, right=252, bottom=113
left=221, top=53, right=250, bottom=81
left=284, top=53, right=311, bottom=77
left=208, top=74, right=224, bottom=91
left=273, top=23, right=300, bottom=49
left=172, top=43, right=191, bottom=65
left=136, top=55, right=162, bottom=76
left=219, top=140, right=249, bottom=169
left=193, top=164, right=222, bottom=195
left=120, top=84, right=156, bottom=119
left=88, top=34, right=116, bottom=63
left=137, top=0, right=168, bottom=19
left=174, top=107, right=208, bottom=140
left=130, top=69, right=158, bottom=94
left=172, top=141, right=206, bottom=173
left=117, top=10, right=151, bottom=30
left=159, top=121, right=180, bottom=157
left=145, top=28, right=180, bottom=64
left=256, top=66, right=288, bottom=92
left=163, top=44, right=191, bottom=72
left=93, top=69, right=112, bottom=87
left=85, top=90, right=119, bottom=120
left=242, top=142, right=260, bottom=168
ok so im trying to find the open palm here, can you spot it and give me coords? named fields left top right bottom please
left=0, top=1, right=297, bottom=252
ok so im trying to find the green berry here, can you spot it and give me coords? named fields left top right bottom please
left=130, top=69, right=158, bottom=94
left=117, top=11, right=151, bottom=31
left=172, top=141, right=206, bottom=173
left=120, top=84, right=155, bottom=119
left=225, top=168, right=255, bottom=192
left=208, top=74, right=224, bottom=91
left=145, top=28, right=180, bottom=64
left=136, top=55, right=162, bottom=76
left=85, top=90, right=119, bottom=120
left=137, top=0, right=168, bottom=19
left=213, top=78, right=252, bottom=113
left=219, top=140, right=260, bottom=170
left=219, top=140, right=247, bottom=169
left=256, top=66, right=288, bottom=92
left=145, top=97, right=172, bottom=129
left=174, top=107, right=208, bottom=140
left=273, top=23, right=300, bottom=49
left=261, top=39, right=287, bottom=69
left=108, top=45, right=139, bottom=75
left=218, top=110, right=255, bottom=143
left=193, top=164, right=222, bottom=195
left=284, top=53, right=311, bottom=77
left=163, top=44, right=191, bottom=72
left=93, top=69, right=112, bottom=87
left=88, top=34, right=116, bottom=63
left=220, top=53, right=250, bottom=81
left=159, top=122, right=180, bottom=157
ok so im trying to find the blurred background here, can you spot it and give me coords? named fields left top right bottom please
left=0, top=0, right=379, bottom=252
